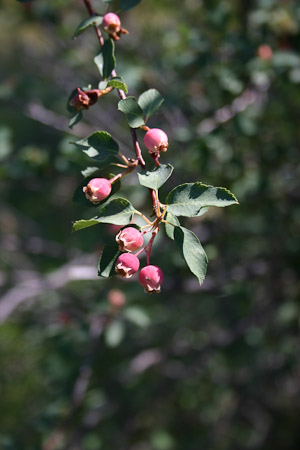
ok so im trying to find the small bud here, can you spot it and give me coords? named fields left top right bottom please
left=139, top=265, right=164, bottom=294
left=257, top=44, right=273, bottom=61
left=108, top=289, right=126, bottom=308
left=144, top=128, right=168, bottom=157
left=70, top=88, right=102, bottom=111
left=116, top=227, right=143, bottom=252
left=102, top=12, right=129, bottom=41
left=115, top=253, right=140, bottom=278
left=83, top=178, right=112, bottom=204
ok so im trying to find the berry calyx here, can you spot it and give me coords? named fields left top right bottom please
left=70, top=88, right=102, bottom=111
left=102, top=13, right=128, bottom=41
left=139, top=265, right=164, bottom=294
left=116, top=227, right=144, bottom=252
left=144, top=128, right=168, bottom=157
left=83, top=178, right=112, bottom=204
left=115, top=253, right=140, bottom=278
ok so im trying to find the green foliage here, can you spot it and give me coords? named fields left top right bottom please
left=120, top=0, right=142, bottom=11
left=138, top=89, right=164, bottom=122
left=174, top=226, right=208, bottom=285
left=99, top=77, right=128, bottom=94
left=75, top=131, right=119, bottom=163
left=3, top=0, right=300, bottom=448
left=73, top=197, right=136, bottom=231
left=118, top=97, right=145, bottom=128
left=164, top=212, right=180, bottom=240
left=137, top=164, right=173, bottom=190
left=166, top=183, right=238, bottom=217
left=72, top=16, right=103, bottom=39
left=69, top=111, right=82, bottom=129
left=98, top=238, right=121, bottom=277
left=94, top=39, right=116, bottom=79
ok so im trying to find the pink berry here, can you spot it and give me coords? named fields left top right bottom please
left=102, top=13, right=121, bottom=33
left=108, top=289, right=126, bottom=307
left=144, top=128, right=168, bottom=155
left=116, top=227, right=143, bottom=252
left=115, top=253, right=140, bottom=278
left=83, top=178, right=111, bottom=204
left=139, top=265, right=164, bottom=294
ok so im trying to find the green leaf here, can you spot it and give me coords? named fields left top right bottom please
left=98, top=77, right=128, bottom=93
left=69, top=111, right=82, bottom=129
left=138, top=89, right=164, bottom=122
left=98, top=238, right=120, bottom=277
left=166, top=182, right=238, bottom=217
left=120, top=0, right=141, bottom=11
left=118, top=97, right=145, bottom=128
left=72, top=198, right=135, bottom=231
left=75, top=131, right=119, bottom=162
left=138, top=164, right=173, bottom=190
left=107, top=77, right=128, bottom=93
left=164, top=212, right=180, bottom=240
left=73, top=219, right=99, bottom=232
left=174, top=226, right=208, bottom=285
left=94, top=39, right=115, bottom=79
left=105, top=321, right=125, bottom=347
left=124, top=307, right=150, bottom=328
left=73, top=16, right=103, bottom=39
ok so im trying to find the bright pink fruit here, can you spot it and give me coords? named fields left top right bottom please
left=116, top=227, right=143, bottom=252
left=139, top=265, right=164, bottom=294
left=115, top=253, right=140, bottom=278
left=144, top=128, right=168, bottom=155
left=102, top=13, right=121, bottom=33
left=83, top=178, right=111, bottom=204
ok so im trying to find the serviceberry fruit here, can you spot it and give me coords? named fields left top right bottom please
left=83, top=178, right=111, bottom=204
left=116, top=227, right=143, bottom=252
left=115, top=253, right=140, bottom=278
left=139, top=265, right=164, bottom=294
left=102, top=13, right=128, bottom=41
left=144, top=128, right=168, bottom=156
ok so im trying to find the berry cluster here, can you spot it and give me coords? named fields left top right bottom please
left=69, top=3, right=238, bottom=295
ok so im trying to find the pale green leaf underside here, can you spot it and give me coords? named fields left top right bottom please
left=138, top=164, right=173, bottom=190
left=174, top=226, right=208, bottom=285
left=166, top=182, right=238, bottom=217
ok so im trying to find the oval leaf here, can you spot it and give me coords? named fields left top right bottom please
left=138, top=89, right=164, bottom=122
left=94, top=39, right=115, bottom=79
left=118, top=97, right=145, bottom=128
left=120, top=0, right=141, bottom=11
left=98, top=238, right=120, bottom=277
left=105, top=321, right=125, bottom=347
left=73, top=197, right=135, bottom=231
left=174, top=226, right=208, bottom=285
left=73, top=16, right=103, bottom=39
left=166, top=182, right=238, bottom=217
left=75, top=131, right=119, bottom=162
left=138, top=164, right=173, bottom=190
left=164, top=212, right=180, bottom=240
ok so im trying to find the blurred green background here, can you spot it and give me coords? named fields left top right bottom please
left=0, top=0, right=300, bottom=449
